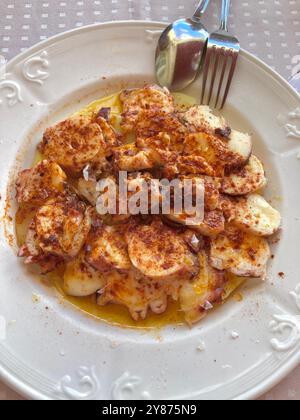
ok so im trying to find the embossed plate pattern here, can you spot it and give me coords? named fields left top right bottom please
left=0, top=22, right=300, bottom=401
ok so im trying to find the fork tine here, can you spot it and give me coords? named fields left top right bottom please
left=214, top=50, right=228, bottom=109
left=201, top=47, right=212, bottom=104
left=207, top=48, right=220, bottom=106
left=220, top=52, right=238, bottom=109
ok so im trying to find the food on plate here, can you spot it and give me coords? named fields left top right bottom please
left=113, top=144, right=163, bottom=171
left=64, top=253, right=106, bottom=297
left=126, top=219, right=198, bottom=281
left=182, top=105, right=229, bottom=137
left=210, top=225, right=271, bottom=278
left=181, top=106, right=252, bottom=168
left=16, top=160, right=67, bottom=206
left=18, top=196, right=91, bottom=272
left=39, top=114, right=110, bottom=175
left=231, top=194, right=281, bottom=236
left=120, top=85, right=175, bottom=133
left=15, top=85, right=281, bottom=326
left=86, top=224, right=132, bottom=273
left=165, top=209, right=225, bottom=237
left=221, top=155, right=267, bottom=196
left=179, top=251, right=227, bottom=325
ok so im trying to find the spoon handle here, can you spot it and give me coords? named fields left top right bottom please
left=193, top=0, right=211, bottom=19
left=219, top=0, right=231, bottom=32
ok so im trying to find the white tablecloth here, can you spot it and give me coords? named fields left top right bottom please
left=0, top=0, right=299, bottom=400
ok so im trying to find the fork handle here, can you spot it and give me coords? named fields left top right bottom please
left=220, top=0, right=231, bottom=31
left=193, top=0, right=211, bottom=19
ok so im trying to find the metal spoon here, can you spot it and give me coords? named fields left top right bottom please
left=155, top=0, right=211, bottom=91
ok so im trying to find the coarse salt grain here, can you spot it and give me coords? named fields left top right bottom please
left=197, top=340, right=206, bottom=352
left=202, top=301, right=213, bottom=311
left=83, top=165, right=90, bottom=181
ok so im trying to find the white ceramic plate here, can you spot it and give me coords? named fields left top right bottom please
left=0, top=21, right=300, bottom=401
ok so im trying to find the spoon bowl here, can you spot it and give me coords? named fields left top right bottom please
left=155, top=1, right=210, bottom=91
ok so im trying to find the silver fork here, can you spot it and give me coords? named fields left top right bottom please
left=201, top=0, right=240, bottom=109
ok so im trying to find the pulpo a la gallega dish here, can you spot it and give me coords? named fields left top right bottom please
left=15, top=86, right=281, bottom=326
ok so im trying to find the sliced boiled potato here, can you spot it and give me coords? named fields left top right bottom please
left=39, top=115, right=106, bottom=174
left=86, top=225, right=131, bottom=273
left=64, top=253, right=106, bottom=297
left=120, top=85, right=175, bottom=133
left=183, top=131, right=251, bottom=176
left=233, top=194, right=281, bottom=236
left=126, top=220, right=198, bottom=280
left=210, top=225, right=271, bottom=278
left=166, top=210, right=225, bottom=237
left=173, top=92, right=198, bottom=110
left=222, top=155, right=267, bottom=196
left=182, top=105, right=229, bottom=136
left=179, top=251, right=226, bottom=325
left=227, top=130, right=252, bottom=168
left=192, top=211, right=225, bottom=237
